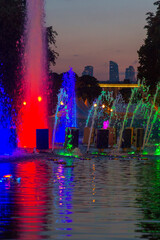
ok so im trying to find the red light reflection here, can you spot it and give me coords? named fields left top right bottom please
left=15, top=161, right=48, bottom=239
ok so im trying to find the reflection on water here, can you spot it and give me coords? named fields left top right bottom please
left=135, top=159, right=160, bottom=239
left=15, top=161, right=49, bottom=240
left=53, top=164, right=73, bottom=237
left=0, top=156, right=160, bottom=239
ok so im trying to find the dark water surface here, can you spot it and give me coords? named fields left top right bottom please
left=0, top=155, right=160, bottom=240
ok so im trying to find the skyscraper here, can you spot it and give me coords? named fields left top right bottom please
left=125, top=66, right=136, bottom=82
left=109, top=61, right=119, bottom=83
left=82, top=66, right=93, bottom=77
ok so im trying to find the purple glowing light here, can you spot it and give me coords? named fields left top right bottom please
left=103, top=120, right=109, bottom=129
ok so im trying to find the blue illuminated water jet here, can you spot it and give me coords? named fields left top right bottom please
left=55, top=68, right=77, bottom=144
left=0, top=64, right=16, bottom=155
left=62, top=68, right=77, bottom=128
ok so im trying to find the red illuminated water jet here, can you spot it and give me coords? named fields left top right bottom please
left=18, top=0, right=48, bottom=148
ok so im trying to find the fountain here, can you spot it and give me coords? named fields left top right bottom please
left=83, top=80, right=160, bottom=155
left=52, top=88, right=68, bottom=151
left=115, top=82, right=160, bottom=153
left=9, top=0, right=159, bottom=156
left=142, top=83, right=160, bottom=150
left=18, top=0, right=48, bottom=148
left=86, top=91, right=114, bottom=129
left=62, top=68, right=77, bottom=129
left=0, top=63, right=17, bottom=155
left=117, top=87, right=138, bottom=151
left=86, top=90, right=115, bottom=152
left=51, top=68, right=77, bottom=151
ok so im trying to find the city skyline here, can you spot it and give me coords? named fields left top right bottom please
left=109, top=61, right=119, bottom=83
left=82, top=66, right=94, bottom=77
left=125, top=65, right=136, bottom=83
left=45, top=0, right=155, bottom=81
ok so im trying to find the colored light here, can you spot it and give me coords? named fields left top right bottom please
left=60, top=101, right=64, bottom=105
left=94, top=103, right=97, bottom=107
left=102, top=104, right=105, bottom=108
left=18, top=1, right=48, bottom=148
left=0, top=128, right=14, bottom=155
left=38, top=96, right=42, bottom=102
left=55, top=69, right=77, bottom=144
left=0, top=79, right=14, bottom=155
left=3, top=174, right=12, bottom=178
left=23, top=101, right=27, bottom=106
left=103, top=120, right=109, bottom=129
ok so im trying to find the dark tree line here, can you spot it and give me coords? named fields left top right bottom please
left=76, top=75, right=101, bottom=104
left=47, top=26, right=59, bottom=70
left=138, top=0, right=160, bottom=94
left=48, top=73, right=101, bottom=115
left=0, top=0, right=26, bottom=100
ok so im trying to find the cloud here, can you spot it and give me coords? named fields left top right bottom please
left=73, top=54, right=79, bottom=57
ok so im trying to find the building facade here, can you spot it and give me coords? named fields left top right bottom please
left=82, top=66, right=94, bottom=77
left=125, top=66, right=136, bottom=83
left=109, top=61, right=119, bottom=83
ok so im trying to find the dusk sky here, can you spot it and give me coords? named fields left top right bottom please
left=45, top=0, right=155, bottom=81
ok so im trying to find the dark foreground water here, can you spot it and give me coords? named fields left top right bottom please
left=0, top=154, right=160, bottom=240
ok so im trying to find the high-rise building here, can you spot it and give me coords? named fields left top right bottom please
left=125, top=66, right=136, bottom=83
left=82, top=66, right=93, bottom=77
left=109, top=61, right=119, bottom=83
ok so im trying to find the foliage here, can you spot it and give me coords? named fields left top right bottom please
left=137, top=0, right=160, bottom=95
left=0, top=0, right=26, bottom=101
left=46, top=26, right=59, bottom=70
left=76, top=75, right=101, bottom=104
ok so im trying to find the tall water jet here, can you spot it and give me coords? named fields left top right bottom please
left=117, top=87, right=138, bottom=151
left=53, top=68, right=77, bottom=145
left=52, top=88, right=68, bottom=151
left=142, top=83, right=160, bottom=150
left=18, top=0, right=48, bottom=148
left=86, top=90, right=114, bottom=152
left=62, top=68, right=77, bottom=129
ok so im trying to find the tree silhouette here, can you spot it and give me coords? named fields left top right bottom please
left=76, top=75, right=101, bottom=103
left=138, top=1, right=160, bottom=94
